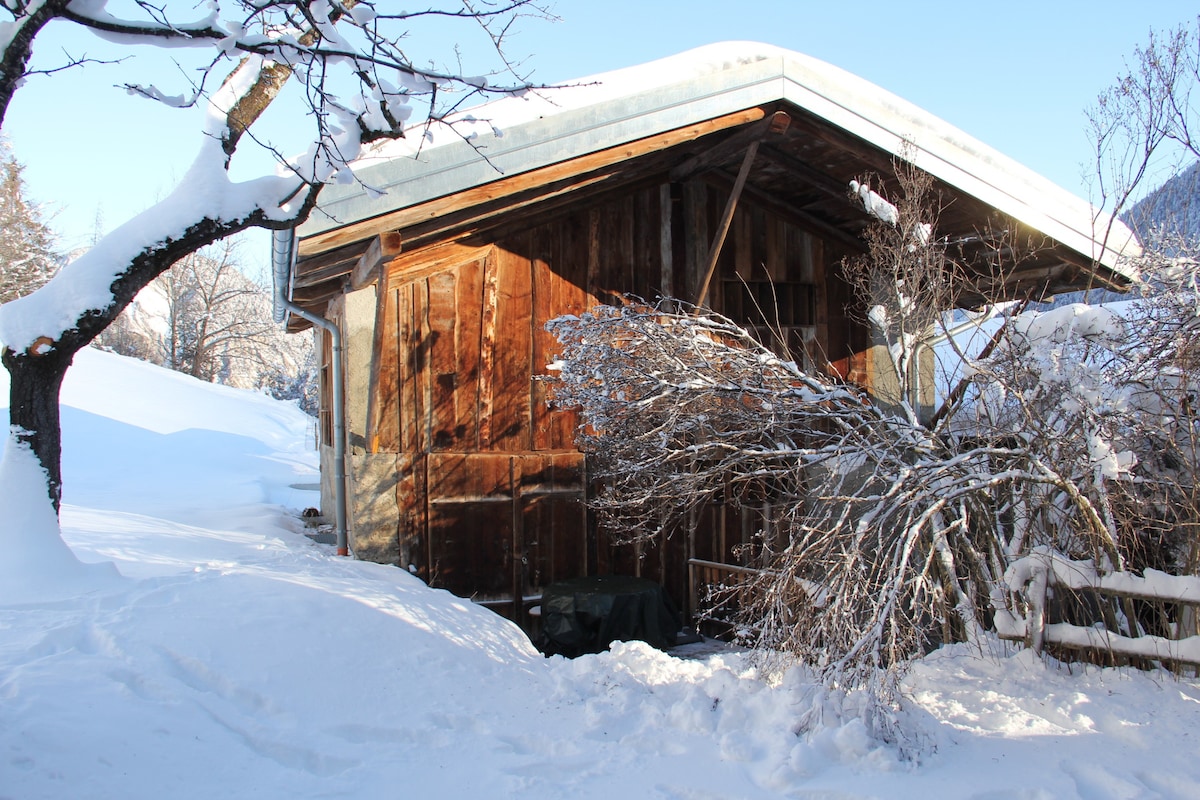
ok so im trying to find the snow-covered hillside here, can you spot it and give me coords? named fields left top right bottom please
left=2, top=348, right=1199, bottom=799
left=1127, top=159, right=1200, bottom=245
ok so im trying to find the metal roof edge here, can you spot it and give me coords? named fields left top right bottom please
left=771, top=56, right=1140, bottom=275
left=298, top=56, right=792, bottom=239
left=298, top=43, right=1139, bottom=279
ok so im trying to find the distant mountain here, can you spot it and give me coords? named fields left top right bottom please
left=1039, top=160, right=1200, bottom=307
left=1125, top=159, right=1200, bottom=245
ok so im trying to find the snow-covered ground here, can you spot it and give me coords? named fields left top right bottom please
left=2, top=348, right=1199, bottom=799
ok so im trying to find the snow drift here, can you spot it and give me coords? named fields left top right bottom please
left=1, top=347, right=1199, bottom=798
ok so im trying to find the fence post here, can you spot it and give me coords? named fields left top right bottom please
left=1028, top=565, right=1049, bottom=656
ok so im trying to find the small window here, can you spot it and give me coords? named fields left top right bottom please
left=722, top=279, right=816, bottom=368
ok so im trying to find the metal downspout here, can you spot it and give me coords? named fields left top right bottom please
left=271, top=229, right=350, bottom=556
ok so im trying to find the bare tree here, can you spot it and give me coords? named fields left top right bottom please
left=1072, top=16, right=1200, bottom=578
left=98, top=236, right=319, bottom=405
left=0, top=1, right=551, bottom=512
left=156, top=240, right=275, bottom=383
left=1088, top=14, right=1199, bottom=252
left=257, top=332, right=319, bottom=415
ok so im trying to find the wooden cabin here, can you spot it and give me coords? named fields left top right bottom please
left=278, top=43, right=1138, bottom=631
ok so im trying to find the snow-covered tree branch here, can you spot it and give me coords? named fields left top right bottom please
left=547, top=152, right=1200, bottom=732
left=0, top=0, right=550, bottom=515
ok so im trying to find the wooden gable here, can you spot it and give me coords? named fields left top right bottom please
left=290, top=95, right=1133, bottom=628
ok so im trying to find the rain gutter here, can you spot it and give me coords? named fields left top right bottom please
left=271, top=228, right=349, bottom=557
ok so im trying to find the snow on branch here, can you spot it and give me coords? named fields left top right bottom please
left=545, top=300, right=879, bottom=533
left=0, top=1, right=551, bottom=352
left=0, top=144, right=300, bottom=351
left=849, top=179, right=898, bottom=226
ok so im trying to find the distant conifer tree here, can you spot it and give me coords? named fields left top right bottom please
left=0, top=143, right=58, bottom=304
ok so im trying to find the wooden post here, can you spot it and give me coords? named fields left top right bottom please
left=659, top=183, right=674, bottom=303
left=694, top=111, right=792, bottom=309
left=1028, top=566, right=1048, bottom=656
left=511, top=456, right=523, bottom=626
left=478, top=250, right=499, bottom=449
left=687, top=503, right=698, bottom=624
left=694, top=140, right=759, bottom=309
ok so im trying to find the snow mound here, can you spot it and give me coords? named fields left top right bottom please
left=0, top=434, right=121, bottom=604
left=2, top=347, right=1199, bottom=798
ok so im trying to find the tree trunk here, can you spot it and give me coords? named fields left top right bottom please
left=2, top=343, right=73, bottom=513
left=0, top=214, right=305, bottom=516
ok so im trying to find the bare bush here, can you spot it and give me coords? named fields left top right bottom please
left=547, top=298, right=1008, bottom=737
left=548, top=152, right=1200, bottom=740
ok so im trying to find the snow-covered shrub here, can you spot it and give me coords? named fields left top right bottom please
left=548, top=183, right=1200, bottom=750
left=547, top=300, right=1009, bottom=745
left=964, top=240, right=1200, bottom=581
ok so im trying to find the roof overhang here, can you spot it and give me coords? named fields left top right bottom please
left=289, top=43, right=1139, bottom=319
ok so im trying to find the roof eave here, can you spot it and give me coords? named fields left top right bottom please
left=298, top=43, right=1139, bottom=281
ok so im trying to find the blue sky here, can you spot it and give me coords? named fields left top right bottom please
left=4, top=0, right=1197, bottom=271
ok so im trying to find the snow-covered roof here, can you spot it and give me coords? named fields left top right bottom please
left=299, top=41, right=1139, bottom=277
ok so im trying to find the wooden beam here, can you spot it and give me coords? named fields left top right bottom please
left=786, top=109, right=899, bottom=178
left=695, top=113, right=793, bottom=308
left=293, top=258, right=356, bottom=290
left=285, top=300, right=328, bottom=332
left=298, top=107, right=769, bottom=258
left=290, top=283, right=346, bottom=305
left=385, top=240, right=494, bottom=285
left=368, top=272, right=401, bottom=453
left=659, top=183, right=673, bottom=298
left=293, top=239, right=371, bottom=284
left=670, top=110, right=793, bottom=182
left=695, top=140, right=759, bottom=309
left=478, top=249, right=500, bottom=450
left=701, top=171, right=870, bottom=254
left=350, top=231, right=403, bottom=290
left=754, top=144, right=864, bottom=209
left=396, top=168, right=669, bottom=256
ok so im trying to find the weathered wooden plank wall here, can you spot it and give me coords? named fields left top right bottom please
left=368, top=177, right=853, bottom=622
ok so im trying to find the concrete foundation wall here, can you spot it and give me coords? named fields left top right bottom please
left=349, top=451, right=403, bottom=565
left=343, top=286, right=377, bottom=454
left=866, top=339, right=935, bottom=423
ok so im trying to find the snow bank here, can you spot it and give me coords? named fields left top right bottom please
left=0, top=433, right=120, bottom=604
left=2, top=347, right=1200, bottom=798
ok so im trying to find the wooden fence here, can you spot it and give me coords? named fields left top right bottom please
left=686, top=557, right=765, bottom=635
left=997, top=549, right=1200, bottom=672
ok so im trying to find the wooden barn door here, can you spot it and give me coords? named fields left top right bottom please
left=388, top=244, right=589, bottom=626
left=425, top=453, right=586, bottom=624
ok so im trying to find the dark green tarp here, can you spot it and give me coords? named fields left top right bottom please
left=537, top=575, right=682, bottom=658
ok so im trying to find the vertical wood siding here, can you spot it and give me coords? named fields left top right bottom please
left=370, top=179, right=856, bottom=621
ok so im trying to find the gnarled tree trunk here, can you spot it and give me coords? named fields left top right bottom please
left=3, top=344, right=71, bottom=510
